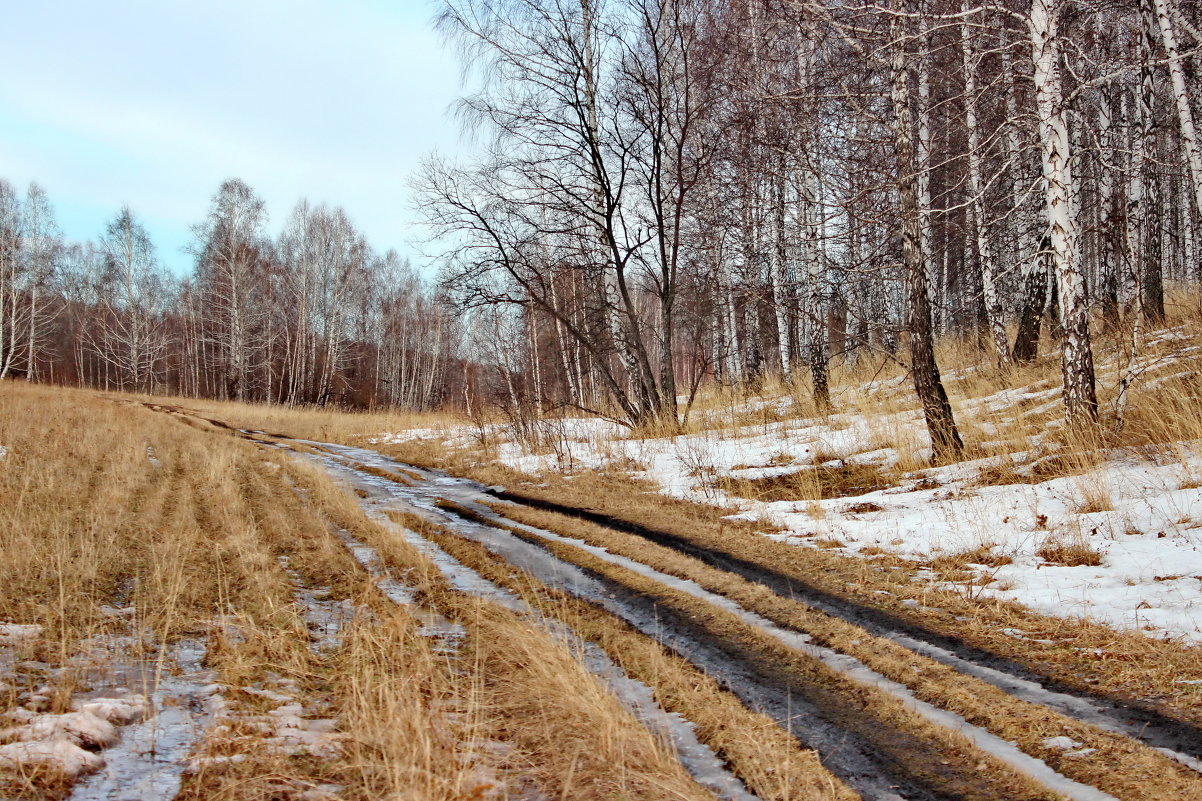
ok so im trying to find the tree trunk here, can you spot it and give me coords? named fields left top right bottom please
left=1030, top=0, right=1099, bottom=428
left=1141, top=0, right=1166, bottom=324
left=960, top=6, right=1010, bottom=366
left=1153, top=0, right=1202, bottom=283
left=803, top=168, right=830, bottom=411
left=891, top=9, right=963, bottom=460
left=1013, top=238, right=1051, bottom=362
left=1097, top=89, right=1121, bottom=332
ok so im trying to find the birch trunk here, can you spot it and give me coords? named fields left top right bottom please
left=1097, top=89, right=1121, bottom=331
left=916, top=7, right=938, bottom=332
left=891, top=9, right=963, bottom=460
left=1141, top=0, right=1166, bottom=323
left=1153, top=0, right=1202, bottom=282
left=803, top=168, right=830, bottom=410
left=1030, top=0, right=1098, bottom=428
left=770, top=172, right=793, bottom=379
left=960, top=8, right=1010, bottom=366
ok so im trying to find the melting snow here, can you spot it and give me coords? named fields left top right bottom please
left=371, top=381, right=1202, bottom=643
left=0, top=623, right=43, bottom=644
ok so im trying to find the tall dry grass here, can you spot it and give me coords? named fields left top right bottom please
left=2, top=382, right=739, bottom=801
left=673, top=290, right=1202, bottom=482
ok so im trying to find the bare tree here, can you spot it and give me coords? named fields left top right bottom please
left=890, top=1, right=963, bottom=459
left=192, top=179, right=268, bottom=401
left=0, top=181, right=28, bottom=380
left=1029, top=0, right=1098, bottom=428
left=92, top=207, right=170, bottom=392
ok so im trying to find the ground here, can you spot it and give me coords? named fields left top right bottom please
left=4, top=316, right=1202, bottom=801
left=372, top=323, right=1202, bottom=645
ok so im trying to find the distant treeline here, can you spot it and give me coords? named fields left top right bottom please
left=6, top=0, right=1202, bottom=449
left=0, top=178, right=465, bottom=409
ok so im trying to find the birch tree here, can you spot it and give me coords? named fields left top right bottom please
left=1029, top=0, right=1098, bottom=428
left=1152, top=0, right=1202, bottom=281
left=192, top=179, right=268, bottom=401
left=0, top=181, right=27, bottom=380
left=960, top=7, right=1009, bottom=366
left=890, top=3, right=963, bottom=459
left=94, top=207, right=169, bottom=392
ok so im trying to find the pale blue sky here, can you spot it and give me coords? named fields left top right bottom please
left=0, top=0, right=466, bottom=274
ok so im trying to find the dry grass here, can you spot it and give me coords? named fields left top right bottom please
left=0, top=384, right=278, bottom=655
left=306, top=503, right=724, bottom=801
left=394, top=511, right=860, bottom=801
left=1036, top=528, right=1105, bottom=567
left=0, top=382, right=737, bottom=801
left=456, top=507, right=1067, bottom=801
left=722, top=461, right=894, bottom=501
left=21, top=298, right=1202, bottom=796
left=931, top=545, right=1013, bottom=570
left=680, top=291, right=1202, bottom=486
left=442, top=468, right=1202, bottom=724
left=1072, top=476, right=1114, bottom=514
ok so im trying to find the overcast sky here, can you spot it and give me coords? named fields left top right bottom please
left=0, top=0, right=465, bottom=274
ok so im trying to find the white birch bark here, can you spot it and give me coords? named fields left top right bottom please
left=1096, top=88, right=1120, bottom=325
left=916, top=6, right=937, bottom=331
left=1029, top=0, right=1098, bottom=426
left=960, top=7, right=1010, bottom=366
left=1153, top=0, right=1202, bottom=278
left=769, top=171, right=793, bottom=378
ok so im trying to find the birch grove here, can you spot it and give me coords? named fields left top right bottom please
left=416, top=0, right=1202, bottom=441
left=0, top=180, right=461, bottom=409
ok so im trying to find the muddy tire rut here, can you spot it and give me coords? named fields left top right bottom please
left=485, top=487, right=1202, bottom=771
left=265, top=438, right=1129, bottom=801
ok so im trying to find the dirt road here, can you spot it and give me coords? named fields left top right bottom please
left=140, top=403, right=1202, bottom=801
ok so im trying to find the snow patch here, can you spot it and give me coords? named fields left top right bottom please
left=0, top=623, right=43, bottom=644
left=378, top=397, right=1202, bottom=642
left=0, top=739, right=104, bottom=779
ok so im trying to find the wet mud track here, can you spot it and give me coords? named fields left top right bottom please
left=487, top=488, right=1202, bottom=771
left=284, top=440, right=762, bottom=801
left=274, top=438, right=1128, bottom=801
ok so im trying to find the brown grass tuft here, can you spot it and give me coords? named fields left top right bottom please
left=723, top=462, right=892, bottom=501
left=1036, top=530, right=1105, bottom=567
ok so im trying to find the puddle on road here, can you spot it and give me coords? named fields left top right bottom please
left=68, top=639, right=214, bottom=801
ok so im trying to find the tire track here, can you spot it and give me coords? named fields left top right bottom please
left=292, top=439, right=1122, bottom=801
left=145, top=409, right=1196, bottom=801
left=483, top=487, right=1202, bottom=774
left=284, top=442, right=764, bottom=801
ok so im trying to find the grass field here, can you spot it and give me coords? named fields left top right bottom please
left=6, top=303, right=1202, bottom=801
left=0, top=384, right=765, bottom=801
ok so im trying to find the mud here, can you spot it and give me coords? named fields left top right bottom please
left=489, top=486, right=1202, bottom=770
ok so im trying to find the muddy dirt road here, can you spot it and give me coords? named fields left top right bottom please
left=136, top=403, right=1202, bottom=801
